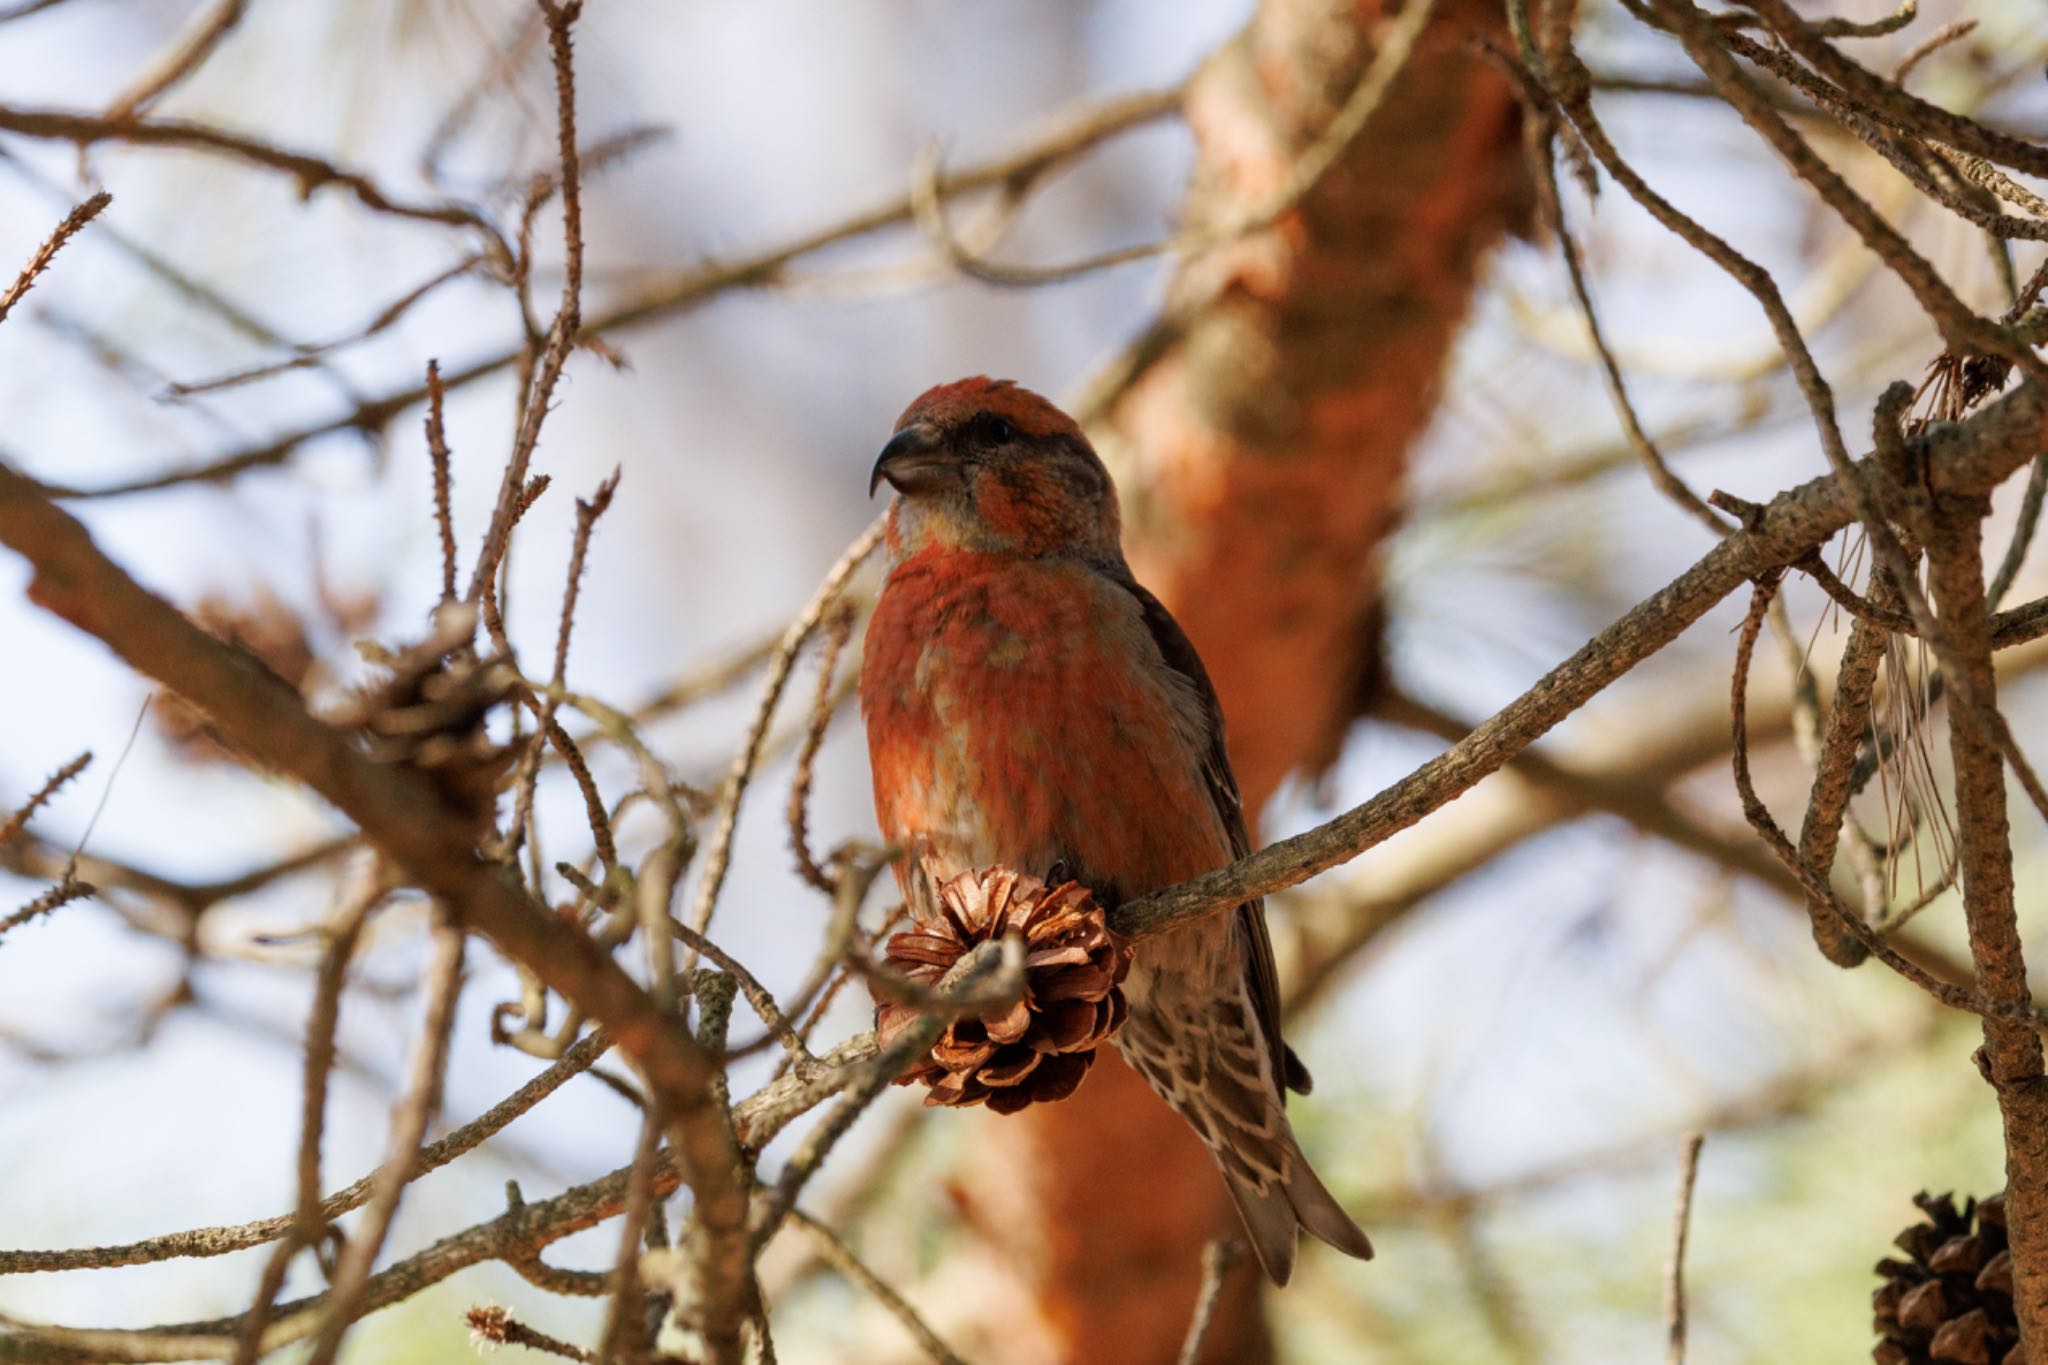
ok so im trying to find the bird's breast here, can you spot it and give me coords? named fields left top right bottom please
left=860, top=549, right=1229, bottom=904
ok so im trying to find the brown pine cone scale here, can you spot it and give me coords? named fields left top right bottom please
left=872, top=866, right=1134, bottom=1115
left=1873, top=1192, right=2018, bottom=1365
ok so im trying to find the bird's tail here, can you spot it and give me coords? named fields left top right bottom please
left=1220, top=1135, right=1374, bottom=1285
left=1115, top=982, right=1372, bottom=1285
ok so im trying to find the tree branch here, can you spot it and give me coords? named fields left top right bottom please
left=0, top=462, right=742, bottom=1292
left=1114, top=376, right=2048, bottom=938
left=1923, top=482, right=2048, bottom=1353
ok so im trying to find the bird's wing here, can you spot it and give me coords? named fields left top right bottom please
left=1109, top=569, right=1310, bottom=1097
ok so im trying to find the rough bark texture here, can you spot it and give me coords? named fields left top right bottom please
left=983, top=0, right=1528, bottom=1358
left=1925, top=490, right=2048, bottom=1361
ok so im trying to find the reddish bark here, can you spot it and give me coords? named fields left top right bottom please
left=985, top=0, right=1529, bottom=1359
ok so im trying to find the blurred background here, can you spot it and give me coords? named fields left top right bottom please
left=1, top=1, right=2045, bottom=1361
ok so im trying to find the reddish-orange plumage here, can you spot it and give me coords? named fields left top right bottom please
left=864, top=546, right=1228, bottom=900
left=860, top=378, right=1373, bottom=1284
left=895, top=376, right=1086, bottom=445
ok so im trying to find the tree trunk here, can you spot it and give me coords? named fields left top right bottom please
left=978, top=1, right=1529, bottom=1359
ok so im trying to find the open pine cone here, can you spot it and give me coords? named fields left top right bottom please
left=330, top=608, right=517, bottom=827
left=873, top=867, right=1133, bottom=1115
left=1874, top=1192, right=2017, bottom=1365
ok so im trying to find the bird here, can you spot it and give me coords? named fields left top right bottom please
left=858, top=375, right=1373, bottom=1284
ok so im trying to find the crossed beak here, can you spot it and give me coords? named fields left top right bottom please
left=869, top=425, right=957, bottom=498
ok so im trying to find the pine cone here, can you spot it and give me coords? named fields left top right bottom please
left=1874, top=1192, right=2018, bottom=1364
left=873, top=867, right=1133, bottom=1115
left=331, top=607, right=517, bottom=827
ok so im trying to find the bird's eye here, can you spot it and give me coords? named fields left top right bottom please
left=985, top=416, right=1018, bottom=443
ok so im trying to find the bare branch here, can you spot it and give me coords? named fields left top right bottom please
left=1792, top=561, right=1901, bottom=966
left=101, top=0, right=250, bottom=123
left=0, top=751, right=89, bottom=850
left=0, top=876, right=93, bottom=939
left=0, top=190, right=109, bottom=327
left=0, top=464, right=742, bottom=1283
left=786, top=1208, right=966, bottom=1365
left=1176, top=1239, right=1248, bottom=1365
left=1923, top=481, right=2048, bottom=1347
left=0, top=1013, right=961, bottom=1356
left=1663, top=1133, right=1705, bottom=1365
left=305, top=917, right=467, bottom=1365
left=425, top=361, right=458, bottom=605
left=465, top=1305, right=594, bottom=1363
left=506, top=467, right=618, bottom=865
left=233, top=868, right=384, bottom=1363
left=28, top=87, right=1180, bottom=501
left=0, top=105, right=508, bottom=259
left=787, top=603, right=854, bottom=895
left=1521, top=83, right=1727, bottom=533
left=750, top=941, right=1021, bottom=1250
left=0, top=1028, right=612, bottom=1275
left=1114, top=375, right=2048, bottom=941
left=687, top=519, right=883, bottom=959
left=166, top=254, right=482, bottom=399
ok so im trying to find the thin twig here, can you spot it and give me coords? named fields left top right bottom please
left=167, top=254, right=483, bottom=399
left=465, top=1305, right=595, bottom=1363
left=0, top=104, right=508, bottom=261
left=1730, top=573, right=2039, bottom=1024
left=232, top=867, right=383, bottom=1363
left=1894, top=19, right=1977, bottom=87
left=0, top=1028, right=614, bottom=1275
left=749, top=941, right=1021, bottom=1250
left=1110, top=373, right=2048, bottom=941
left=0, top=877, right=93, bottom=938
left=0, top=751, right=89, bottom=850
left=595, top=1108, right=664, bottom=1362
left=102, top=0, right=250, bottom=123
left=688, top=519, right=883, bottom=960
left=463, top=0, right=588, bottom=622
left=786, top=1208, right=966, bottom=1365
left=34, top=88, right=1181, bottom=501
left=305, top=918, right=467, bottom=1365
left=1990, top=453, right=2047, bottom=607
left=1792, top=556, right=1901, bottom=966
left=480, top=474, right=553, bottom=654
left=543, top=717, right=618, bottom=873
left=1176, top=1238, right=1248, bottom=1365
left=787, top=602, right=854, bottom=894
left=1663, top=1133, right=1705, bottom=1365
left=425, top=361, right=458, bottom=605
left=1525, top=97, right=1726, bottom=533
left=0, top=190, right=109, bottom=327
left=506, top=468, right=618, bottom=863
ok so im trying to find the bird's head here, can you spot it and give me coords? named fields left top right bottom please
left=870, top=377, right=1121, bottom=561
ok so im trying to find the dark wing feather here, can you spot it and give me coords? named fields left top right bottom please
left=1110, top=570, right=1310, bottom=1097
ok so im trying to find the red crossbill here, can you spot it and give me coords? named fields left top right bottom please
left=859, top=376, right=1373, bottom=1284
